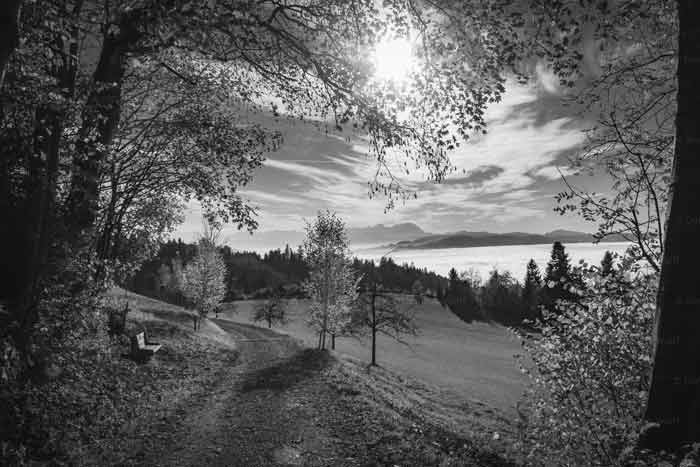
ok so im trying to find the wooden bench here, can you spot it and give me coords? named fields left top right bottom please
left=129, top=331, right=162, bottom=363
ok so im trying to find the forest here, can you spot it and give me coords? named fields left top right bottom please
left=128, top=237, right=609, bottom=329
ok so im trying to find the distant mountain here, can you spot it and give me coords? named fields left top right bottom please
left=225, top=222, right=429, bottom=251
left=389, top=229, right=628, bottom=250
left=347, top=222, right=427, bottom=245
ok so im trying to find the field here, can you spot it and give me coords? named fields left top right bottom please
left=220, top=297, right=528, bottom=412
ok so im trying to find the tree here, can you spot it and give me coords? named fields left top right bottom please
left=302, top=211, right=358, bottom=350
left=354, top=276, right=418, bottom=367
left=600, top=251, right=615, bottom=277
left=550, top=0, right=675, bottom=273
left=0, top=0, right=22, bottom=88
left=515, top=257, right=657, bottom=465
left=445, top=267, right=481, bottom=323
left=522, top=259, right=543, bottom=322
left=641, top=0, right=700, bottom=451
left=481, top=269, right=524, bottom=325
left=411, top=279, right=425, bottom=304
left=181, top=223, right=227, bottom=331
left=513, top=0, right=697, bottom=450
left=542, top=242, right=575, bottom=313
left=253, top=293, right=287, bottom=329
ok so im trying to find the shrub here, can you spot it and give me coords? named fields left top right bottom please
left=515, top=255, right=657, bottom=466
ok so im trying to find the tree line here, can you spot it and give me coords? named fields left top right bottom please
left=128, top=240, right=449, bottom=304
left=440, top=242, right=616, bottom=327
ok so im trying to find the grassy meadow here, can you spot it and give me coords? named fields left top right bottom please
left=220, top=297, right=528, bottom=412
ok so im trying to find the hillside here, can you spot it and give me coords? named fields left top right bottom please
left=221, top=297, right=527, bottom=411
left=72, top=290, right=521, bottom=466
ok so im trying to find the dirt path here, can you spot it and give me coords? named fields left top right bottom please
left=139, top=321, right=356, bottom=467
left=133, top=320, right=513, bottom=467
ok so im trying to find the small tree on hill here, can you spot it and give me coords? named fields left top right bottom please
left=182, top=222, right=227, bottom=331
left=253, top=292, right=287, bottom=329
left=522, top=259, right=543, bottom=322
left=303, top=211, right=358, bottom=350
left=411, top=279, right=425, bottom=304
left=354, top=278, right=418, bottom=367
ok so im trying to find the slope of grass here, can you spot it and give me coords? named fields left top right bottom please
left=221, top=297, right=527, bottom=412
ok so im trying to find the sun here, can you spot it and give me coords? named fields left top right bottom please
left=371, top=36, right=416, bottom=83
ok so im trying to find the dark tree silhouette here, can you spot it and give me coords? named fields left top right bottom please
left=642, top=0, right=700, bottom=450
left=522, top=259, right=543, bottom=321
left=542, top=242, right=575, bottom=313
left=600, top=251, right=615, bottom=277
left=444, top=268, right=481, bottom=323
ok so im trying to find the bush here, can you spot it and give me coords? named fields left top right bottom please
left=515, top=256, right=656, bottom=466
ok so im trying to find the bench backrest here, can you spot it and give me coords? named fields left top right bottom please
left=136, top=332, right=145, bottom=348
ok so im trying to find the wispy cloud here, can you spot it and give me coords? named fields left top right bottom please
left=175, top=80, right=594, bottom=245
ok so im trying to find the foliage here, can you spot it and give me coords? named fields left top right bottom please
left=543, top=0, right=676, bottom=272
left=302, top=211, right=358, bottom=349
left=541, top=241, right=580, bottom=313
left=252, top=293, right=287, bottom=329
left=515, top=256, right=657, bottom=466
left=480, top=269, right=524, bottom=326
left=444, top=267, right=482, bottom=323
left=181, top=238, right=227, bottom=321
left=522, top=259, right=543, bottom=322
left=601, top=251, right=615, bottom=277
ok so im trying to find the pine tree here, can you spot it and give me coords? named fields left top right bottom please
left=600, top=250, right=614, bottom=276
left=522, top=258, right=543, bottom=321
left=542, top=242, right=574, bottom=314
left=445, top=267, right=480, bottom=322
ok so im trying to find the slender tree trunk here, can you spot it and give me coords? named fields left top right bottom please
left=0, top=0, right=21, bottom=89
left=642, top=1, right=700, bottom=450
left=331, top=333, right=335, bottom=350
left=371, top=291, right=377, bottom=366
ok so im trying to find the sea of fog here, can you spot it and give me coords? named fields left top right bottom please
left=353, top=242, right=632, bottom=280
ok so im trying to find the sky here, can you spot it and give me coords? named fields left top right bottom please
left=174, top=64, right=611, bottom=247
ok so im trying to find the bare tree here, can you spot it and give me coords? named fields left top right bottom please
left=353, top=277, right=418, bottom=367
left=252, top=293, right=287, bottom=329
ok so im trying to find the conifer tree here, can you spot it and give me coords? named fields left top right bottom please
left=522, top=259, right=543, bottom=321
left=600, top=251, right=614, bottom=276
left=542, top=242, right=574, bottom=313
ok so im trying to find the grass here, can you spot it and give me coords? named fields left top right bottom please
left=220, top=297, right=527, bottom=413
left=100, top=290, right=523, bottom=465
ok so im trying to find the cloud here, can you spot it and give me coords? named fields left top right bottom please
left=174, top=79, right=593, bottom=241
left=442, top=165, right=505, bottom=187
left=535, top=61, right=561, bottom=95
left=531, top=164, right=577, bottom=180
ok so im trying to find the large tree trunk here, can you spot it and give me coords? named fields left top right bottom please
left=66, top=15, right=138, bottom=243
left=0, top=0, right=22, bottom=89
left=642, top=0, right=700, bottom=451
